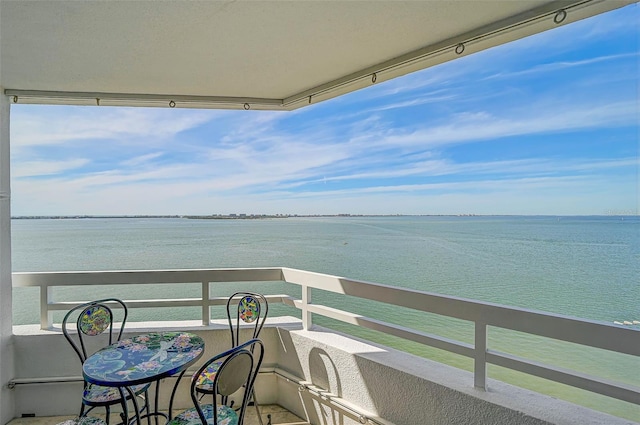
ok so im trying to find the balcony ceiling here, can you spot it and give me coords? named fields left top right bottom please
left=0, top=0, right=634, bottom=110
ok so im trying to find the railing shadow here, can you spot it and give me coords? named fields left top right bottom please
left=309, top=347, right=343, bottom=425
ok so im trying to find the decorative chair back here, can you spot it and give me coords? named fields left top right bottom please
left=62, top=298, right=128, bottom=363
left=227, top=292, right=268, bottom=348
left=190, top=339, right=264, bottom=425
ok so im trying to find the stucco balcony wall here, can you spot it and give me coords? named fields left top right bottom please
left=275, top=327, right=637, bottom=425
left=11, top=319, right=635, bottom=425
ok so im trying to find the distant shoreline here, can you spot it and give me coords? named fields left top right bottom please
left=11, top=214, right=470, bottom=220
left=10, top=213, right=638, bottom=220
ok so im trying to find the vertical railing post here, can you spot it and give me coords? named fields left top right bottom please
left=302, top=285, right=312, bottom=330
left=474, top=321, right=487, bottom=390
left=40, top=284, right=53, bottom=329
left=201, top=281, right=210, bottom=326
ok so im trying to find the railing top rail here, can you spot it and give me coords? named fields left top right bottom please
left=279, top=268, right=640, bottom=356
left=12, top=267, right=285, bottom=286
left=12, top=267, right=639, bottom=356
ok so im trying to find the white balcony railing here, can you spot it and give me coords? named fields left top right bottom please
left=12, top=267, right=640, bottom=408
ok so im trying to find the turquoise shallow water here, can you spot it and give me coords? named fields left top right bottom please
left=10, top=215, right=640, bottom=420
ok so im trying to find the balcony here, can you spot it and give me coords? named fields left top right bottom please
left=2, top=1, right=639, bottom=424
left=7, top=268, right=639, bottom=425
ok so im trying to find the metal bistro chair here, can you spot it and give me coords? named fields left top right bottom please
left=193, top=292, right=268, bottom=425
left=169, top=339, right=264, bottom=425
left=62, top=298, right=150, bottom=425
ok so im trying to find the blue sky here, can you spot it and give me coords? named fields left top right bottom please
left=10, top=5, right=639, bottom=216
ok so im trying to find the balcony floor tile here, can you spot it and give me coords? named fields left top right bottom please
left=7, top=405, right=309, bottom=425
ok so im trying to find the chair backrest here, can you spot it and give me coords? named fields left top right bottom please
left=190, top=338, right=264, bottom=425
left=62, top=298, right=128, bottom=363
left=226, top=292, right=268, bottom=348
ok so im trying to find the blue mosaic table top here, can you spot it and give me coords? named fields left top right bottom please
left=83, top=332, right=205, bottom=387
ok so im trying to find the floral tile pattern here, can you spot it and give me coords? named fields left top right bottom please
left=239, top=296, right=259, bottom=323
left=194, top=361, right=222, bottom=392
left=57, top=417, right=107, bottom=425
left=79, top=306, right=111, bottom=336
left=83, top=332, right=204, bottom=386
left=168, top=404, right=238, bottom=425
left=83, top=382, right=148, bottom=404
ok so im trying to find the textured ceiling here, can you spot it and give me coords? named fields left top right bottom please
left=0, top=0, right=633, bottom=110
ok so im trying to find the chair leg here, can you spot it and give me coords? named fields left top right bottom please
left=104, top=405, right=111, bottom=425
left=144, top=389, right=151, bottom=425
left=251, top=389, right=264, bottom=425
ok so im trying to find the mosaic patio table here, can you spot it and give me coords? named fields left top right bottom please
left=83, top=332, right=205, bottom=423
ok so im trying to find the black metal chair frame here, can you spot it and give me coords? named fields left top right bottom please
left=171, top=339, right=265, bottom=425
left=62, top=298, right=150, bottom=425
left=194, top=292, right=268, bottom=424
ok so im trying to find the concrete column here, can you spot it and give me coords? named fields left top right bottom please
left=0, top=87, right=16, bottom=425
left=0, top=0, right=17, bottom=418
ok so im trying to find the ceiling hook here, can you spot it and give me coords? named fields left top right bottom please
left=244, top=103, right=250, bottom=110
left=554, top=9, right=567, bottom=24
left=308, top=95, right=312, bottom=104
left=169, top=100, right=176, bottom=108
left=96, top=98, right=100, bottom=106
left=455, top=43, right=465, bottom=55
left=371, top=73, right=377, bottom=84
left=12, top=95, right=18, bottom=103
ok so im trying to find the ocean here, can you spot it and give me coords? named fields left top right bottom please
left=10, top=215, right=640, bottom=420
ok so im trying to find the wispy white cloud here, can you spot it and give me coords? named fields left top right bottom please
left=11, top=107, right=219, bottom=147
left=12, top=159, right=90, bottom=178
left=120, top=152, right=165, bottom=167
left=281, top=175, right=597, bottom=198
left=315, top=156, right=638, bottom=184
left=318, top=159, right=452, bottom=182
left=482, top=52, right=640, bottom=81
left=370, top=100, right=637, bottom=149
left=365, top=92, right=458, bottom=113
left=235, top=173, right=637, bottom=216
